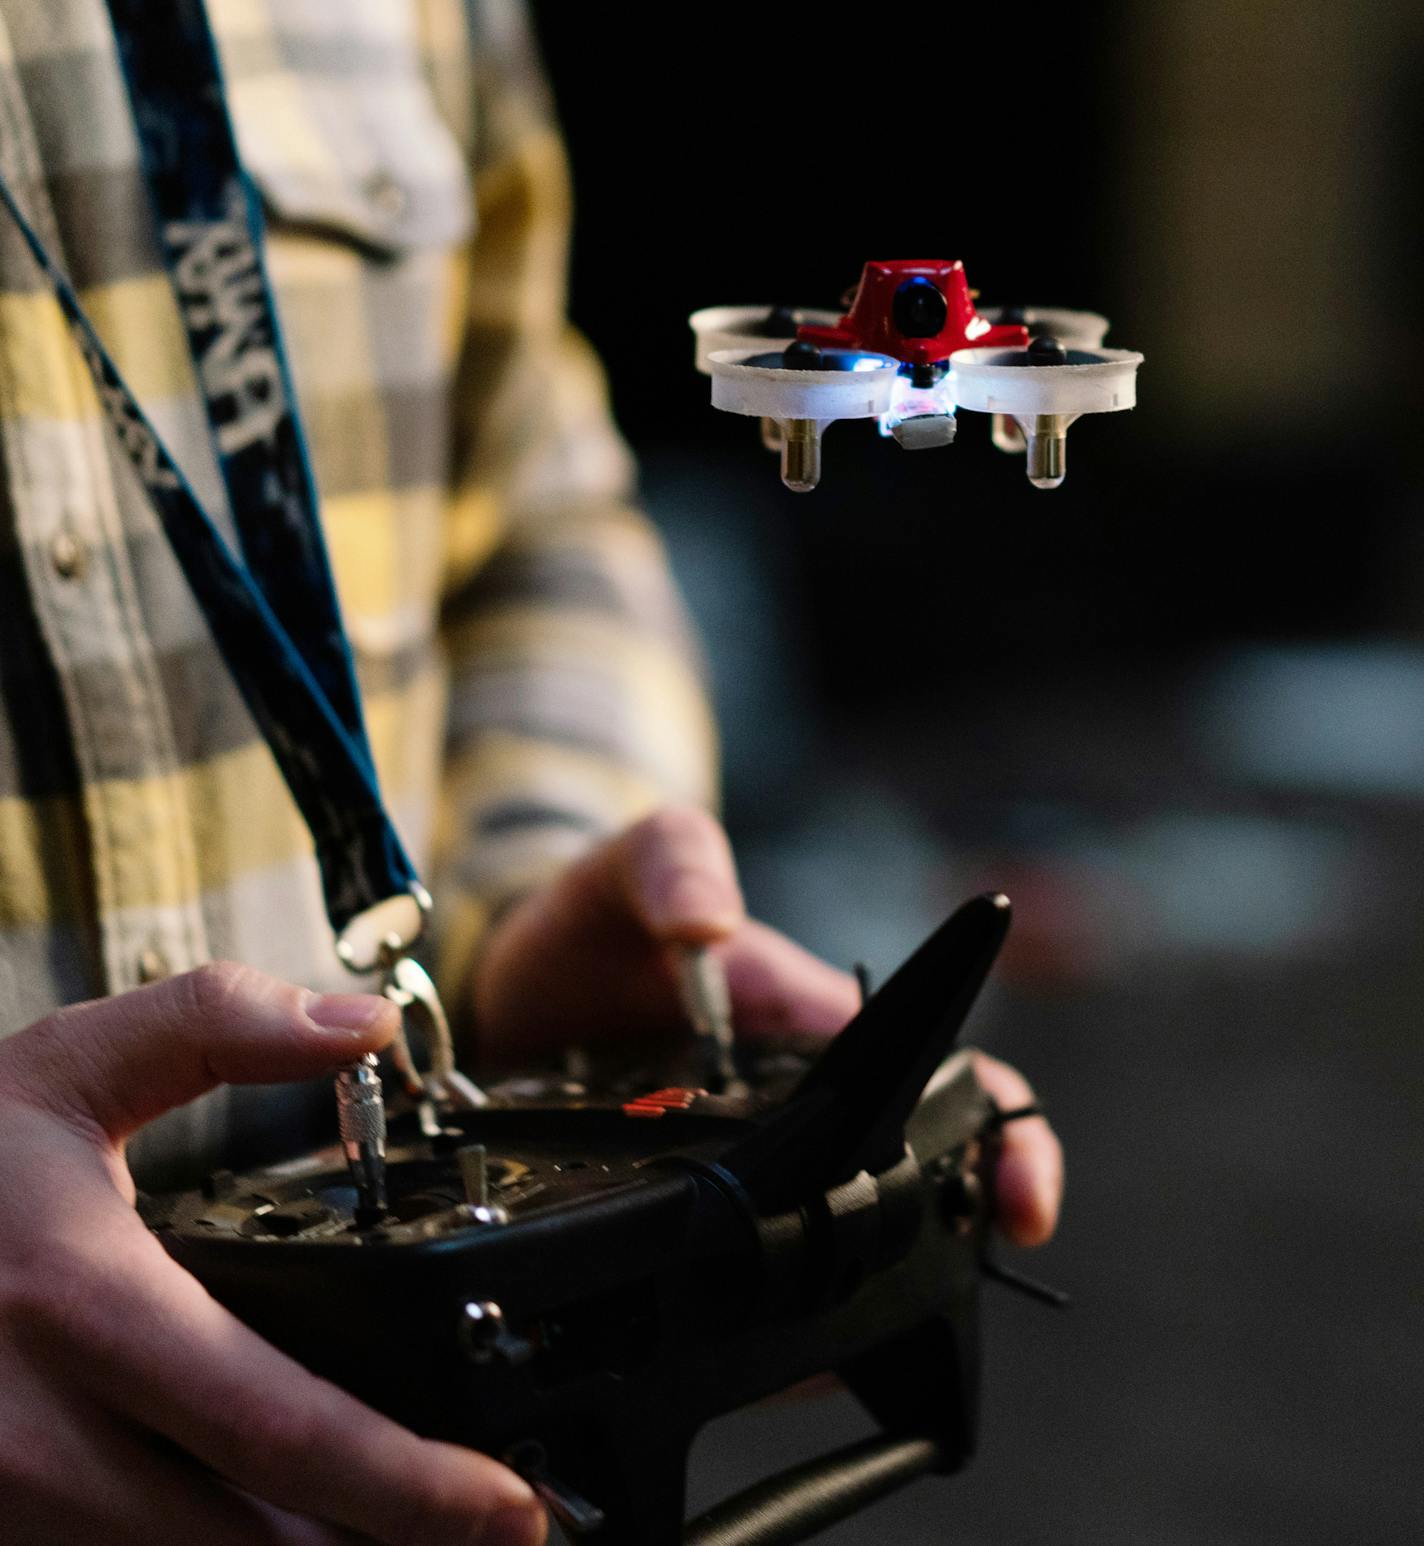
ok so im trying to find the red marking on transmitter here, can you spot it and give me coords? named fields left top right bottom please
left=621, top=1086, right=704, bottom=1117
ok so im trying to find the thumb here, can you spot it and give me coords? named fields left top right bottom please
left=0, top=963, right=398, bottom=1141
left=606, top=806, right=745, bottom=944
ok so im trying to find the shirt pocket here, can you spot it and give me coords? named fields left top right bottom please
left=224, top=22, right=475, bottom=257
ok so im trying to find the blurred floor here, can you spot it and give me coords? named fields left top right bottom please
left=625, top=456, right=1424, bottom=1545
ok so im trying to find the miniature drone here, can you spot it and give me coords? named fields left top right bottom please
left=691, top=259, right=1143, bottom=491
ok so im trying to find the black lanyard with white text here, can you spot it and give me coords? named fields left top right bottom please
left=0, top=0, right=476, bottom=1106
left=100, top=0, right=421, bottom=954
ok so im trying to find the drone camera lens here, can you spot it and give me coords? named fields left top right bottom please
left=892, top=277, right=948, bottom=339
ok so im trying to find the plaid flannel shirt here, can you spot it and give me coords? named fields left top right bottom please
left=0, top=0, right=715, bottom=1173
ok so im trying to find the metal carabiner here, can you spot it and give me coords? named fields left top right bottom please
left=382, top=954, right=488, bottom=1113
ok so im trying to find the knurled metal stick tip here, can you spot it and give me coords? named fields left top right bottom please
left=458, top=1144, right=490, bottom=1208
left=676, top=944, right=741, bottom=1094
left=335, top=1053, right=387, bottom=1224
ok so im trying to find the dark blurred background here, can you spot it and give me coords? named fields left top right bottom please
left=533, top=6, right=1422, bottom=1542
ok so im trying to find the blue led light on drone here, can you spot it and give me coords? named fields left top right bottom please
left=877, top=369, right=959, bottom=435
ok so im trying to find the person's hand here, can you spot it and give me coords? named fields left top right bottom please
left=473, top=806, right=1063, bottom=1247
left=0, top=964, right=546, bottom=1546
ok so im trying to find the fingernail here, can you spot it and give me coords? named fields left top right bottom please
left=647, top=870, right=738, bottom=933
left=482, top=1500, right=544, bottom=1546
left=307, top=993, right=391, bottom=1035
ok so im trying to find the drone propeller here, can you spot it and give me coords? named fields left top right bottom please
left=951, top=335, right=1143, bottom=487
left=689, top=304, right=841, bottom=374
left=977, top=304, right=1110, bottom=351
left=976, top=306, right=1113, bottom=453
left=707, top=339, right=900, bottom=491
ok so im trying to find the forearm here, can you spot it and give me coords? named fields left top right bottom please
left=429, top=7, right=716, bottom=1002
left=432, top=488, right=717, bottom=1004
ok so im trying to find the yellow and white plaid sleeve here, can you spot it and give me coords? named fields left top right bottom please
left=426, top=0, right=719, bottom=998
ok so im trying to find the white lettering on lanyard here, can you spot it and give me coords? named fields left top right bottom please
left=165, top=200, right=285, bottom=456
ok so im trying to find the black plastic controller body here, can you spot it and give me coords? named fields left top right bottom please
left=146, top=894, right=1014, bottom=1545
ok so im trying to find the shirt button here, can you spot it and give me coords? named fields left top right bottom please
left=363, top=170, right=408, bottom=222
left=50, top=530, right=86, bottom=579
left=137, top=947, right=171, bottom=984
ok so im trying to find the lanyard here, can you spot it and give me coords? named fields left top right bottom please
left=0, top=0, right=421, bottom=966
left=107, top=0, right=372, bottom=775
left=0, top=0, right=489, bottom=1112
